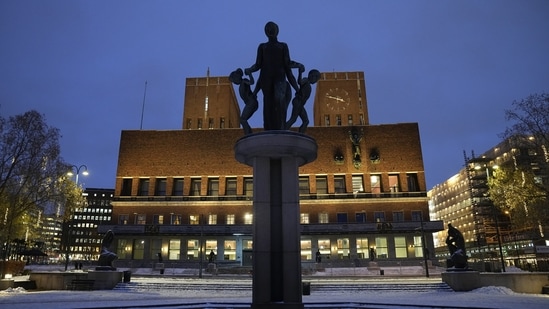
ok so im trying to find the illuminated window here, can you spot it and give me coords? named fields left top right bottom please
left=300, top=213, right=309, bottom=224
left=300, top=239, right=312, bottom=260
left=389, top=174, right=399, bottom=193
left=352, top=175, right=364, bottom=193
left=318, top=239, right=330, bottom=257
left=189, top=215, right=200, bottom=225
left=226, top=214, right=235, bottom=225
left=319, top=212, right=329, bottom=224
left=133, top=239, right=145, bottom=260
left=394, top=236, right=407, bottom=258
left=337, top=238, right=350, bottom=259
left=370, top=174, right=381, bottom=194
left=168, top=239, right=180, bottom=260
left=187, top=240, right=198, bottom=259
left=356, top=238, right=369, bottom=259
left=153, top=214, right=164, bottom=225
left=224, top=240, right=237, bottom=260
left=375, top=237, right=388, bottom=259
left=414, top=236, right=424, bottom=257
left=244, top=213, right=253, bottom=225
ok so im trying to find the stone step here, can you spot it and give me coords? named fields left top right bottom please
left=113, top=281, right=453, bottom=293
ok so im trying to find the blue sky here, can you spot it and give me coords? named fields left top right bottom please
left=1, top=0, right=548, bottom=190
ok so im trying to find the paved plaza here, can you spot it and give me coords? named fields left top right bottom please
left=2, top=271, right=548, bottom=309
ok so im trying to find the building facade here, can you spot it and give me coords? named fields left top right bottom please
left=429, top=136, right=549, bottom=271
left=63, top=188, right=114, bottom=263
left=99, top=71, right=443, bottom=269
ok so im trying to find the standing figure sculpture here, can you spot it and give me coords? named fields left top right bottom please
left=445, top=223, right=468, bottom=269
left=285, top=66, right=320, bottom=133
left=229, top=68, right=258, bottom=134
left=245, top=21, right=300, bottom=131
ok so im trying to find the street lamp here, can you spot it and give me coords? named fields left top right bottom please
left=419, top=214, right=430, bottom=278
left=505, top=210, right=521, bottom=267
left=67, top=164, right=89, bottom=185
left=63, top=164, right=88, bottom=271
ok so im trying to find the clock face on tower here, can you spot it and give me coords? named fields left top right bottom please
left=324, top=88, right=350, bottom=112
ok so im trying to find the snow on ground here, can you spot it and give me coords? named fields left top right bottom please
left=1, top=266, right=548, bottom=308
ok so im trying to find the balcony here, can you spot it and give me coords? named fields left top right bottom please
left=113, top=191, right=428, bottom=203
left=97, top=220, right=444, bottom=236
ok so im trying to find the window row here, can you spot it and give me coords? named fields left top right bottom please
left=117, top=238, right=250, bottom=261
left=72, top=215, right=111, bottom=222
left=118, top=213, right=252, bottom=225
left=322, top=114, right=366, bottom=127
left=119, top=211, right=424, bottom=225
left=114, top=235, right=425, bottom=262
left=186, top=117, right=229, bottom=130
left=75, top=208, right=112, bottom=214
left=121, top=173, right=421, bottom=197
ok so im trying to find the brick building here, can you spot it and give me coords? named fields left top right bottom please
left=99, top=71, right=443, bottom=269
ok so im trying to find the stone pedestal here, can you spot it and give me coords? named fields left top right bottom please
left=235, top=131, right=317, bottom=309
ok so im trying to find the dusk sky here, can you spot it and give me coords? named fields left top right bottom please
left=1, top=0, right=548, bottom=190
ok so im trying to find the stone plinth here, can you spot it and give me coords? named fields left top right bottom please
left=235, top=131, right=317, bottom=309
left=86, top=270, right=123, bottom=289
left=442, top=271, right=549, bottom=294
left=441, top=270, right=481, bottom=291
left=29, top=271, right=122, bottom=290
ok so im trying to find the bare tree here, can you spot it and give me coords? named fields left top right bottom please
left=503, top=92, right=549, bottom=162
left=488, top=166, right=546, bottom=231
left=492, top=93, right=549, bottom=244
left=0, top=110, right=77, bottom=277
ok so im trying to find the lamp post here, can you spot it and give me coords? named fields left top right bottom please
left=505, top=210, right=520, bottom=267
left=419, top=214, right=430, bottom=278
left=63, top=164, right=88, bottom=271
left=198, top=214, right=204, bottom=279
left=67, top=164, right=89, bottom=185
